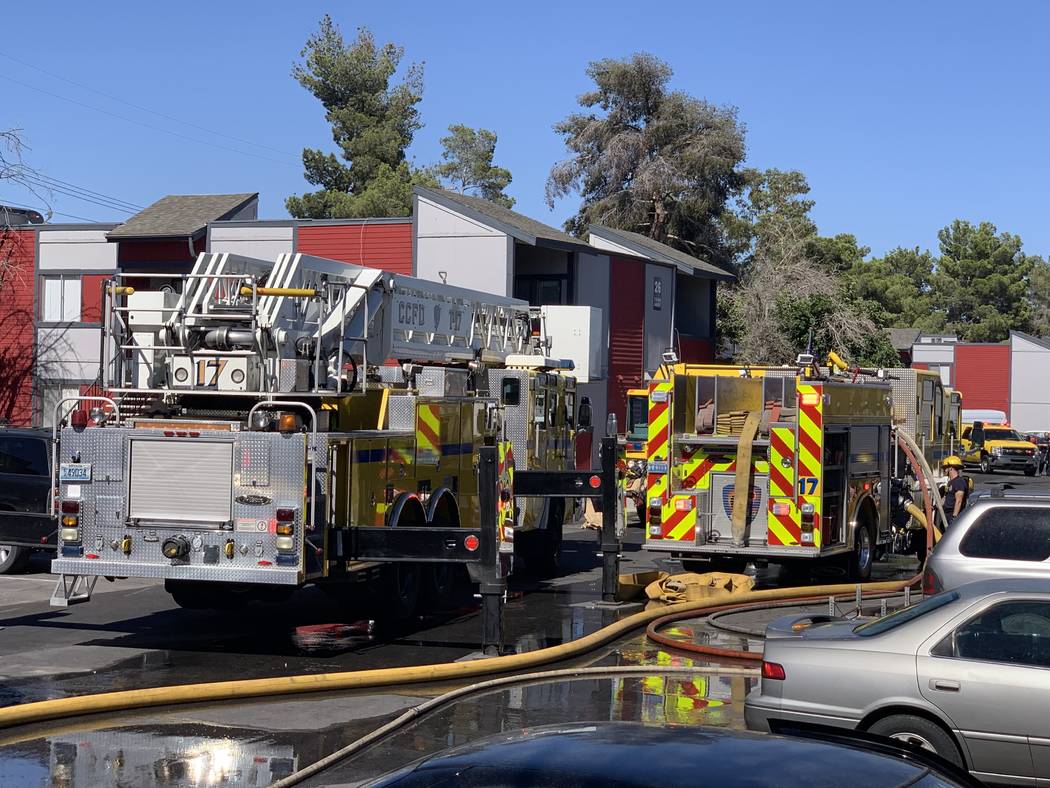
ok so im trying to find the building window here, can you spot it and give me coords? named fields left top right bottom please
left=42, top=275, right=82, bottom=323
left=513, top=277, right=567, bottom=306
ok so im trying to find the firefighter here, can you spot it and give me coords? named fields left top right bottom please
left=941, top=455, right=968, bottom=528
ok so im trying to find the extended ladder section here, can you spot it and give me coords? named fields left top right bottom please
left=104, top=252, right=538, bottom=396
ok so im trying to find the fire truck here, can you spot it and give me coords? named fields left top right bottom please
left=45, top=252, right=583, bottom=613
left=641, top=357, right=941, bottom=580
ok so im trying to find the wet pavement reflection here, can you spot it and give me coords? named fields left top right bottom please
left=0, top=525, right=921, bottom=787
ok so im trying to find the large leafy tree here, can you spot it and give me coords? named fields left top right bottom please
left=721, top=168, right=897, bottom=366
left=436, top=125, right=514, bottom=207
left=286, top=17, right=435, bottom=218
left=546, top=53, right=745, bottom=266
left=1030, top=259, right=1050, bottom=336
left=933, top=220, right=1034, bottom=341
left=846, top=247, right=943, bottom=332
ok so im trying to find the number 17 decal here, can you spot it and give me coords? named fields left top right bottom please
left=797, top=477, right=818, bottom=495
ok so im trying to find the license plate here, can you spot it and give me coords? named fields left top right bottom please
left=59, top=463, right=92, bottom=482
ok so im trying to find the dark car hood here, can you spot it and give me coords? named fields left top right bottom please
left=367, top=722, right=971, bottom=787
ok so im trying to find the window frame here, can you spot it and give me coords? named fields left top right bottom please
left=958, top=507, right=1050, bottom=562
left=930, top=597, right=1050, bottom=669
left=40, top=273, right=83, bottom=324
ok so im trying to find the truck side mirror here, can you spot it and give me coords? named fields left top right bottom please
left=578, top=397, right=592, bottom=430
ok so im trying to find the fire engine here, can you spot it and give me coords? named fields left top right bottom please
left=46, top=252, right=583, bottom=612
left=641, top=356, right=945, bottom=580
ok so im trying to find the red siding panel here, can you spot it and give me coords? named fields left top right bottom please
left=678, top=336, right=714, bottom=364
left=607, top=256, right=645, bottom=431
left=81, top=274, right=109, bottom=323
left=297, top=222, right=412, bottom=275
left=0, top=229, right=37, bottom=426
left=117, top=239, right=200, bottom=265
left=954, top=344, right=1010, bottom=416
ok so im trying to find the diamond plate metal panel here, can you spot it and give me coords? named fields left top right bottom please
left=417, top=367, right=468, bottom=397
left=388, top=395, right=416, bottom=431
left=53, top=426, right=310, bottom=585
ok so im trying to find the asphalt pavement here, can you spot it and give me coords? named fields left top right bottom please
left=0, top=469, right=1046, bottom=786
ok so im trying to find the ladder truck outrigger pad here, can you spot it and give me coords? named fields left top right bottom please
left=49, top=253, right=589, bottom=634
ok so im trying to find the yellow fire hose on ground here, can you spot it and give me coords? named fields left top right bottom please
left=0, top=574, right=920, bottom=733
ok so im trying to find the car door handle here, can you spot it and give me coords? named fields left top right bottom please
left=929, top=679, right=960, bottom=692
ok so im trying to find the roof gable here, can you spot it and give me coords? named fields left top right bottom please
left=108, top=193, right=258, bottom=240
left=587, top=225, right=734, bottom=280
left=413, top=186, right=587, bottom=251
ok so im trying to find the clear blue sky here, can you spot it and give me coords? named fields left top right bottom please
left=2, top=1, right=1047, bottom=257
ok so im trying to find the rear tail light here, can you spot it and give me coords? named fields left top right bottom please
left=762, top=661, right=786, bottom=680
left=923, top=566, right=942, bottom=595
left=61, top=515, right=78, bottom=527
left=60, top=500, right=80, bottom=514
left=276, top=508, right=296, bottom=522
left=275, top=523, right=294, bottom=536
left=60, top=527, right=80, bottom=542
left=275, top=536, right=295, bottom=552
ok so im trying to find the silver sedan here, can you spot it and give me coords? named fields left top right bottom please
left=745, top=578, right=1050, bottom=786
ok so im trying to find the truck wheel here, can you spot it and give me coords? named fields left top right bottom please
left=980, top=455, right=993, bottom=474
left=386, top=563, right=421, bottom=621
left=867, top=715, right=963, bottom=767
left=0, top=545, right=30, bottom=575
left=847, top=524, right=874, bottom=582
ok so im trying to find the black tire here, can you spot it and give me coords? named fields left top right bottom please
left=847, top=524, right=874, bottom=582
left=1025, top=466, right=1037, bottom=477
left=867, top=714, right=964, bottom=768
left=165, top=580, right=257, bottom=610
left=165, top=580, right=213, bottom=610
left=385, top=563, right=421, bottom=621
left=980, top=455, right=993, bottom=474
left=0, top=545, right=30, bottom=575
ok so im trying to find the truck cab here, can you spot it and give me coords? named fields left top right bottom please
left=960, top=422, right=1038, bottom=476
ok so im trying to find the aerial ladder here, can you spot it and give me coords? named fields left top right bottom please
left=46, top=252, right=617, bottom=653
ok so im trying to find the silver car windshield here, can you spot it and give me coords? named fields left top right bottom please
left=853, top=591, right=960, bottom=637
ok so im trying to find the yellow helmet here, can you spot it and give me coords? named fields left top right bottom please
left=942, top=455, right=964, bottom=469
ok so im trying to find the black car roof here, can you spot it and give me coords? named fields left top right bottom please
left=370, top=723, right=974, bottom=787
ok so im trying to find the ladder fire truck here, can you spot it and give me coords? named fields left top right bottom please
left=640, top=357, right=946, bottom=580
left=46, top=252, right=586, bottom=616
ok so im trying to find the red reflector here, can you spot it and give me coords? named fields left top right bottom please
left=86, top=553, right=99, bottom=559
left=464, top=534, right=480, bottom=552
left=863, top=482, right=871, bottom=491
left=189, top=431, right=200, bottom=438
left=276, top=508, right=296, bottom=522
left=257, top=560, right=273, bottom=566
left=589, top=475, right=602, bottom=489
left=175, top=431, right=187, bottom=438
left=772, top=503, right=791, bottom=516
left=762, top=661, right=786, bottom=680
left=61, top=500, right=80, bottom=514
left=70, top=409, right=88, bottom=429
left=923, top=567, right=940, bottom=594
left=163, top=431, right=175, bottom=437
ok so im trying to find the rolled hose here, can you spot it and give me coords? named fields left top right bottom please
left=0, top=575, right=918, bottom=732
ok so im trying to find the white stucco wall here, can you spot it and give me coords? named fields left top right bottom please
left=208, top=224, right=293, bottom=260
left=912, top=343, right=956, bottom=366
left=1010, top=333, right=1050, bottom=430
left=36, top=326, right=100, bottom=380
left=575, top=251, right=610, bottom=379
left=414, top=196, right=511, bottom=295
left=38, top=229, right=117, bottom=271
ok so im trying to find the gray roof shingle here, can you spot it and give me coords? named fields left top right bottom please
left=413, top=186, right=586, bottom=250
left=587, top=225, right=734, bottom=280
left=108, top=193, right=257, bottom=239
left=886, top=328, right=921, bottom=351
